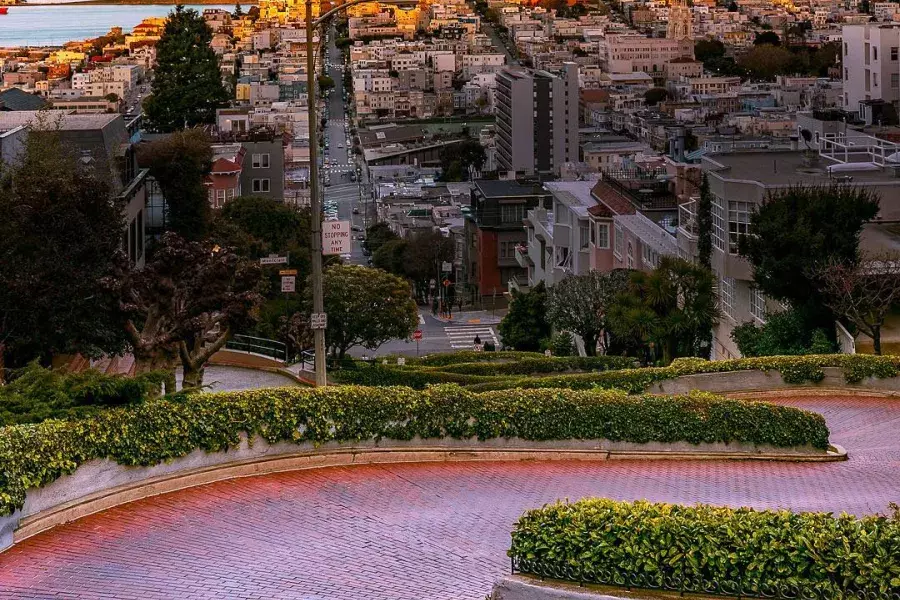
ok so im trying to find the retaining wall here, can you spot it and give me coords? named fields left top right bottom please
left=648, top=367, right=900, bottom=395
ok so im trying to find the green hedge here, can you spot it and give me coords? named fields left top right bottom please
left=510, top=499, right=900, bottom=598
left=431, top=356, right=636, bottom=376
left=466, top=354, right=900, bottom=393
left=0, top=386, right=829, bottom=516
left=406, top=350, right=546, bottom=367
left=330, top=364, right=504, bottom=387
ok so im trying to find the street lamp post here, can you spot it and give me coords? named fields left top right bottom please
left=305, top=0, right=418, bottom=386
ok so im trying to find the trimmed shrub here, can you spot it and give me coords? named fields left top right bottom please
left=466, top=354, right=900, bottom=393
left=0, top=363, right=164, bottom=426
left=510, top=499, right=900, bottom=598
left=406, top=350, right=546, bottom=367
left=0, top=386, right=829, bottom=516
left=432, top=356, right=636, bottom=376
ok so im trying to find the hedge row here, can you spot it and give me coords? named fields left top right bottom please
left=465, top=354, right=900, bottom=393
left=405, top=351, right=546, bottom=367
left=0, top=386, right=829, bottom=516
left=428, top=356, right=636, bottom=376
left=510, top=499, right=900, bottom=598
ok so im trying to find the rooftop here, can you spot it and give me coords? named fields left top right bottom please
left=474, top=179, right=548, bottom=198
left=704, top=151, right=900, bottom=187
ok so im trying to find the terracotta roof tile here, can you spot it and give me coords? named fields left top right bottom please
left=590, top=180, right=636, bottom=216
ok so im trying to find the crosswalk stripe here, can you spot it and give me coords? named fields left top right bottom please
left=444, top=325, right=499, bottom=347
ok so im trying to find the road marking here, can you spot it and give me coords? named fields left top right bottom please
left=443, top=325, right=499, bottom=349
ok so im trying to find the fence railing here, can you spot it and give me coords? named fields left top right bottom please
left=511, top=556, right=900, bottom=600
left=225, top=334, right=288, bottom=363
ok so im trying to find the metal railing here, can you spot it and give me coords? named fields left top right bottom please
left=225, top=334, right=288, bottom=362
left=511, top=556, right=900, bottom=600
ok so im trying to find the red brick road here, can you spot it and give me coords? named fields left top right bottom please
left=1, top=394, right=898, bottom=600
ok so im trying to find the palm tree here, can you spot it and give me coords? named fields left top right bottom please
left=608, top=257, right=718, bottom=364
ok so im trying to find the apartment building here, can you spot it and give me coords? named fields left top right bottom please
left=494, top=64, right=579, bottom=177
left=841, top=24, right=900, bottom=116
left=463, top=180, right=552, bottom=298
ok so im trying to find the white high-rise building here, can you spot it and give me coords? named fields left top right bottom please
left=841, top=24, right=900, bottom=119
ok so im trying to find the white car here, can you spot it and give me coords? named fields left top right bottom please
left=341, top=254, right=352, bottom=261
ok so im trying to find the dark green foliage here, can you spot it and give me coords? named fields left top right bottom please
left=317, top=75, right=335, bottom=92
left=694, top=39, right=726, bottom=62
left=0, top=363, right=163, bottom=426
left=732, top=309, right=837, bottom=358
left=498, top=282, right=551, bottom=351
left=754, top=30, right=781, bottom=45
left=510, top=499, right=900, bottom=598
left=439, top=139, right=486, bottom=182
left=137, top=129, right=214, bottom=240
left=0, top=386, right=830, bottom=515
left=364, top=222, right=400, bottom=256
left=547, top=270, right=631, bottom=356
left=143, top=6, right=229, bottom=132
left=0, top=124, right=129, bottom=367
left=643, top=87, right=670, bottom=106
left=548, top=332, right=575, bottom=357
left=738, top=186, right=879, bottom=333
left=408, top=350, right=546, bottom=366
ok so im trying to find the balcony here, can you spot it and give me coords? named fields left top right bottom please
left=678, top=197, right=699, bottom=240
left=507, top=274, right=530, bottom=294
left=528, top=208, right=553, bottom=242
left=515, top=243, right=533, bottom=268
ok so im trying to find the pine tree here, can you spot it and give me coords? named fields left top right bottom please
left=143, top=5, right=229, bottom=132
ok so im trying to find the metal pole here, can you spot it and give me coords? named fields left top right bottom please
left=307, top=0, right=327, bottom=387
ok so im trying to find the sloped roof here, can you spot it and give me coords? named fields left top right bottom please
left=0, top=88, right=48, bottom=112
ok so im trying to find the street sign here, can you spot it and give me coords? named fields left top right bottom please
left=260, top=254, right=289, bottom=265
left=441, top=261, right=452, bottom=272
left=442, top=279, right=451, bottom=287
left=397, top=357, right=406, bottom=366
left=279, top=269, right=298, bottom=276
left=429, top=278, right=436, bottom=289
left=281, top=276, right=296, bottom=293
left=310, top=312, right=327, bottom=330
left=413, top=329, right=423, bottom=341
left=322, top=220, right=352, bottom=255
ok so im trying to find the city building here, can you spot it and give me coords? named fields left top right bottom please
left=841, top=24, right=900, bottom=119
left=494, top=64, right=579, bottom=177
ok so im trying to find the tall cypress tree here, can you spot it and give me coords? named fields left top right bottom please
left=143, top=5, right=229, bottom=132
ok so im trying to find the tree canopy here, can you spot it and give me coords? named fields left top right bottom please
left=754, top=31, right=781, bottom=46
left=440, top=139, right=486, bottom=182
left=643, top=87, right=670, bottom=106
left=0, top=122, right=128, bottom=369
left=137, top=128, right=213, bottom=240
left=143, top=5, right=229, bottom=132
left=498, top=282, right=551, bottom=351
left=318, top=265, right=418, bottom=358
left=738, top=185, right=880, bottom=332
left=547, top=270, right=630, bottom=356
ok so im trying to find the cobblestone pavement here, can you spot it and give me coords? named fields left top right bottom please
left=1, top=394, right=898, bottom=600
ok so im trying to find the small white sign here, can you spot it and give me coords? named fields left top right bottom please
left=322, top=220, right=352, bottom=255
left=281, top=276, right=296, bottom=293
left=260, top=254, right=289, bottom=265
left=442, top=261, right=452, bottom=272
left=310, top=312, right=328, bottom=330
left=397, top=357, right=406, bottom=366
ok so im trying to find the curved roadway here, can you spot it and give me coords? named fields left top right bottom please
left=0, top=393, right=898, bottom=600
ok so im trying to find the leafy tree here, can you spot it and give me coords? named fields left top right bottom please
left=643, top=87, right=670, bottom=106
left=754, top=31, right=781, bottom=46
left=440, top=139, right=486, bottom=182
left=607, top=257, right=718, bottom=364
left=697, top=173, right=712, bottom=268
left=731, top=308, right=835, bottom=357
left=137, top=128, right=213, bottom=240
left=694, top=39, right=726, bottom=62
left=0, top=123, right=128, bottom=371
left=116, top=233, right=263, bottom=391
left=104, top=93, right=120, bottom=103
left=402, top=231, right=454, bottom=299
left=548, top=331, right=575, bottom=356
left=738, top=185, right=879, bottom=334
left=365, top=222, right=400, bottom=255
left=814, top=252, right=900, bottom=355
left=498, top=282, right=551, bottom=351
left=318, top=75, right=335, bottom=92
left=143, top=5, right=229, bottom=132
left=737, top=44, right=795, bottom=79
left=318, top=265, right=418, bottom=358
left=233, top=2, right=243, bottom=17
left=547, top=270, right=630, bottom=356
left=373, top=238, right=409, bottom=275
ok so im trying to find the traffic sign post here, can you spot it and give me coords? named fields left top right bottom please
left=322, top=220, right=352, bottom=255
left=310, top=312, right=327, bottom=330
left=260, top=254, right=289, bottom=265
left=413, top=329, right=422, bottom=356
left=281, top=276, right=296, bottom=293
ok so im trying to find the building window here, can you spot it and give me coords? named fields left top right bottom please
left=216, top=189, right=226, bottom=206
left=252, top=153, right=271, bottom=168
left=893, top=73, right=900, bottom=89
left=719, top=277, right=735, bottom=320
left=500, top=203, right=525, bottom=224
left=749, top=287, right=765, bottom=322
left=727, top=201, right=753, bottom=255
left=892, top=47, right=899, bottom=61
left=252, top=178, right=270, bottom=193
left=626, top=242, right=634, bottom=269
left=579, top=222, right=590, bottom=250
left=595, top=223, right=610, bottom=249
left=499, top=240, right=515, bottom=259
left=614, top=223, right=623, bottom=258
left=711, top=195, right=726, bottom=252
left=642, top=244, right=659, bottom=268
